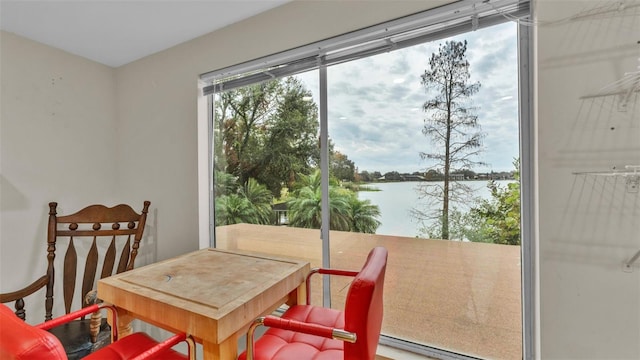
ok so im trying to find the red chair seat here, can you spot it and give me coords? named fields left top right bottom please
left=240, top=305, right=345, bottom=360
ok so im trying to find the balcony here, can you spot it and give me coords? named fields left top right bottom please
left=216, top=224, right=522, bottom=360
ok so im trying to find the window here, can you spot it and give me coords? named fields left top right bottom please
left=200, top=1, right=533, bottom=358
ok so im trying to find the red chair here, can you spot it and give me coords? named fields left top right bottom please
left=0, top=302, right=194, bottom=360
left=239, top=246, right=388, bottom=360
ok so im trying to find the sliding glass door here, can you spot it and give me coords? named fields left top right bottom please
left=204, top=2, right=531, bottom=358
left=288, top=21, right=523, bottom=359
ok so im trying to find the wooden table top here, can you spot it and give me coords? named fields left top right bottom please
left=98, top=248, right=310, bottom=344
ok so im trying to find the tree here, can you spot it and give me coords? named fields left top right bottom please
left=357, top=170, right=371, bottom=182
left=331, top=151, right=356, bottom=182
left=424, top=169, right=442, bottom=181
left=215, top=77, right=318, bottom=197
left=217, top=80, right=281, bottom=186
left=383, top=171, right=402, bottom=181
left=214, top=176, right=273, bottom=226
left=287, top=170, right=351, bottom=230
left=423, top=159, right=520, bottom=244
left=347, top=196, right=381, bottom=233
left=214, top=170, right=238, bottom=197
left=286, top=170, right=381, bottom=233
left=215, top=194, right=255, bottom=225
left=415, top=40, right=484, bottom=240
left=258, top=78, right=319, bottom=195
left=241, top=178, right=274, bottom=225
left=464, top=158, right=521, bottom=245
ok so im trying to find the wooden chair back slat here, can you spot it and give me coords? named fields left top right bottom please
left=62, top=239, right=77, bottom=314
left=81, top=238, right=99, bottom=311
left=101, top=237, right=117, bottom=279
left=116, top=240, right=131, bottom=274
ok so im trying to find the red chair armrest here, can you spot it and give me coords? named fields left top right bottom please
left=263, top=316, right=355, bottom=342
left=130, top=333, right=195, bottom=360
left=34, top=303, right=119, bottom=340
left=316, top=269, right=359, bottom=277
left=263, top=316, right=334, bottom=338
left=306, top=268, right=359, bottom=304
left=34, top=304, right=98, bottom=330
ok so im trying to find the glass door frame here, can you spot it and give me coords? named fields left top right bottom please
left=200, top=3, right=535, bottom=358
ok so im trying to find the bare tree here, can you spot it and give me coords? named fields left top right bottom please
left=414, top=40, right=484, bottom=240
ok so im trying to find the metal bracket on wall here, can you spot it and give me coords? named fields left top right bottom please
left=623, top=165, right=640, bottom=193
left=573, top=165, right=640, bottom=193
left=579, top=56, right=639, bottom=112
left=622, top=249, right=640, bottom=273
left=626, top=174, right=640, bottom=193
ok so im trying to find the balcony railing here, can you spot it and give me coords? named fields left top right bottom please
left=215, top=224, right=522, bottom=360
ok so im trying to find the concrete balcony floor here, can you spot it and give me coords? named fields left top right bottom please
left=216, top=224, right=522, bottom=360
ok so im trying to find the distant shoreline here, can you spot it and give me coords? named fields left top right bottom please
left=369, top=178, right=515, bottom=182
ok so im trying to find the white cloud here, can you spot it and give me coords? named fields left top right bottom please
left=296, top=21, right=520, bottom=174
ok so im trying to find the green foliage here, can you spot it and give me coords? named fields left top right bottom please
left=357, top=171, right=382, bottom=182
left=215, top=194, right=256, bottom=225
left=348, top=195, right=381, bottom=233
left=214, top=170, right=238, bottom=196
left=214, top=176, right=273, bottom=226
left=421, top=206, right=484, bottom=241
left=330, top=151, right=356, bottom=182
left=424, top=159, right=521, bottom=245
left=215, top=77, right=319, bottom=197
left=466, top=159, right=521, bottom=245
left=258, top=78, right=320, bottom=195
left=214, top=76, right=380, bottom=234
left=287, top=170, right=381, bottom=233
left=240, top=178, right=274, bottom=225
left=287, top=171, right=351, bottom=230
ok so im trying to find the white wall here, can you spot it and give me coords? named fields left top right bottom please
left=0, top=31, right=118, bottom=321
left=113, top=0, right=451, bottom=261
left=535, top=0, right=640, bottom=359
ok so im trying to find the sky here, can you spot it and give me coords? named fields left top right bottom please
left=295, top=21, right=520, bottom=175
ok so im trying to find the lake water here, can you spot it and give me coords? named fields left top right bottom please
left=357, top=180, right=515, bottom=238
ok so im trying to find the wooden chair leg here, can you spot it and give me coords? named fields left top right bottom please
left=90, top=310, right=101, bottom=342
left=85, top=290, right=101, bottom=343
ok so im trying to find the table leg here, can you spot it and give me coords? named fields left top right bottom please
left=107, top=307, right=134, bottom=341
left=202, top=337, right=237, bottom=360
left=286, top=282, right=306, bottom=306
left=296, top=282, right=306, bottom=305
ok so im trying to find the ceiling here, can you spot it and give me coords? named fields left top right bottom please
left=0, top=0, right=291, bottom=68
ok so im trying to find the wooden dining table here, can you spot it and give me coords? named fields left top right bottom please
left=97, top=248, right=310, bottom=360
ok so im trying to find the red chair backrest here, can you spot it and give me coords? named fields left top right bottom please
left=0, top=304, right=67, bottom=359
left=343, top=246, right=388, bottom=360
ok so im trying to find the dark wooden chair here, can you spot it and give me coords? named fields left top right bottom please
left=0, top=201, right=151, bottom=360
